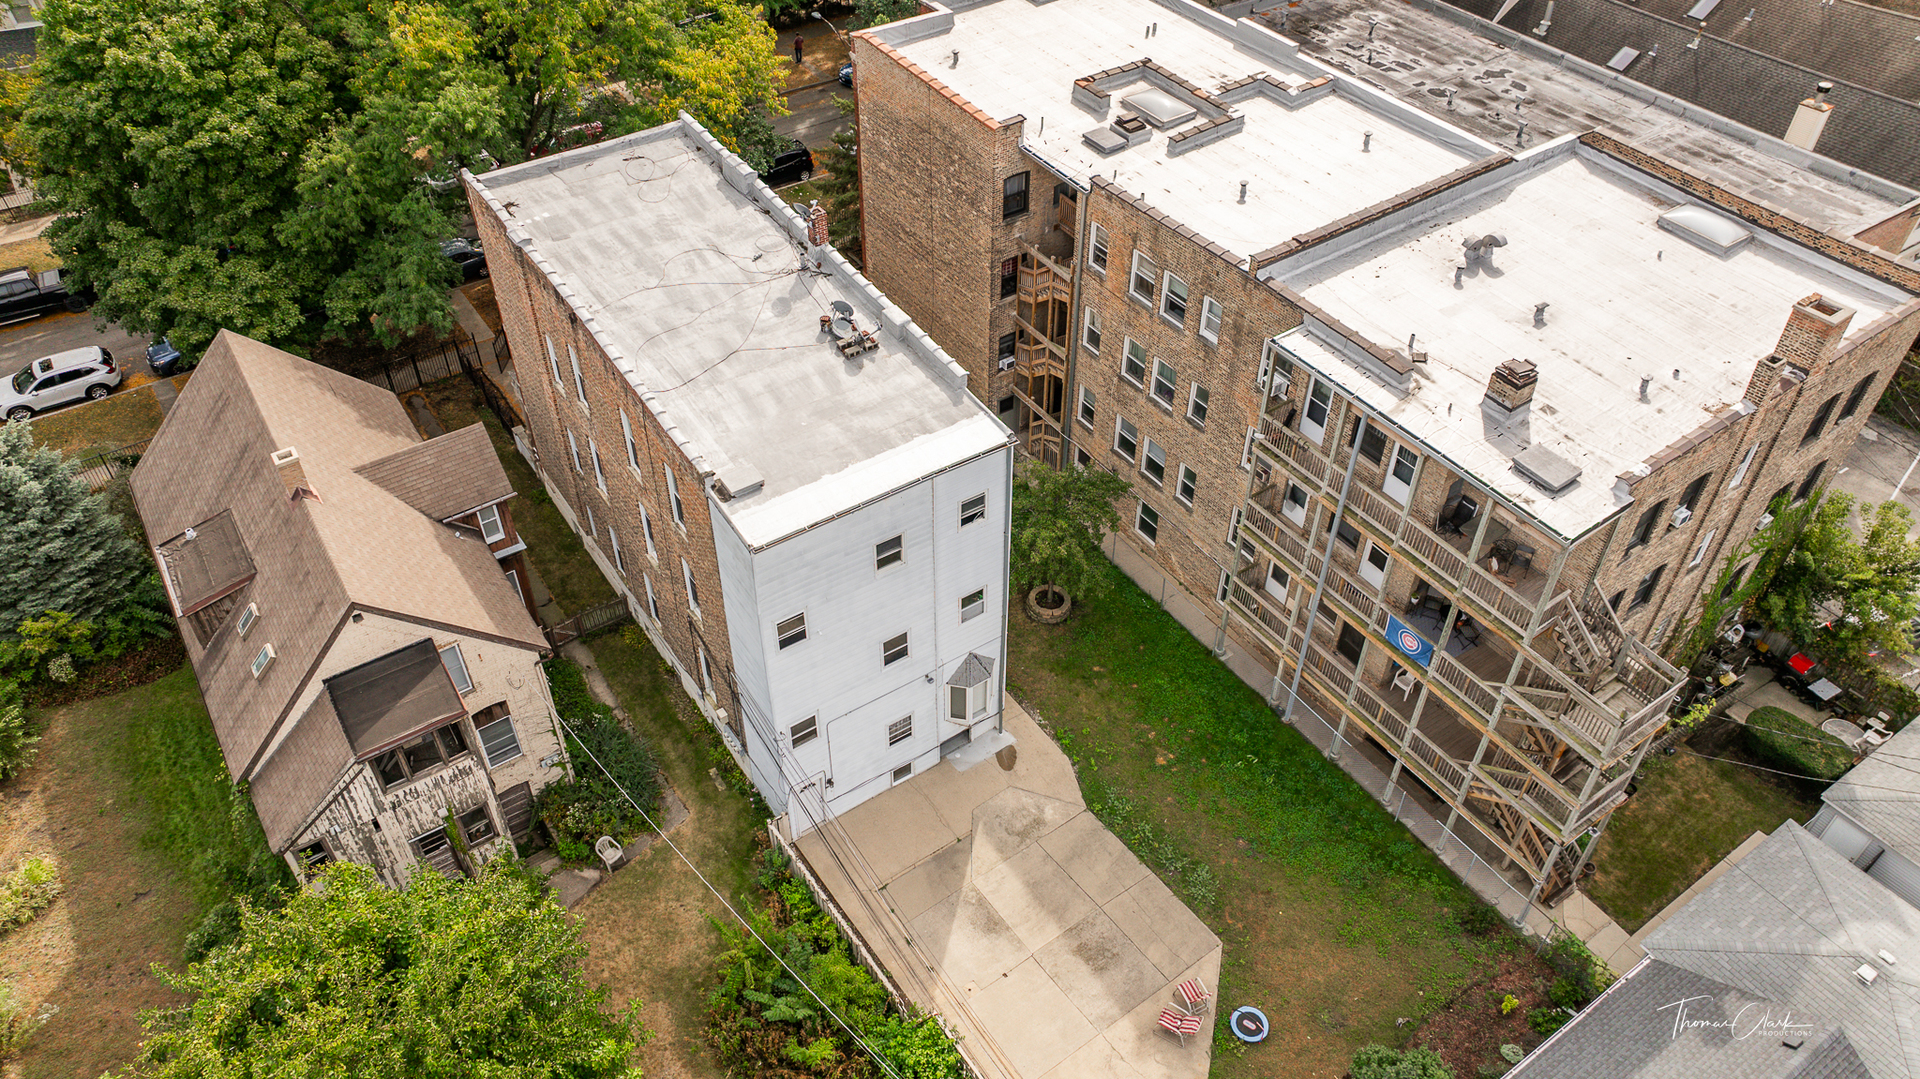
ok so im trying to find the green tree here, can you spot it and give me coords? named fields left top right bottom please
left=852, top=0, right=919, bottom=28
left=1754, top=492, right=1920, bottom=662
left=813, top=95, right=862, bottom=260
left=1010, top=461, right=1133, bottom=605
left=123, top=860, right=645, bottom=1078
left=0, top=425, right=142, bottom=631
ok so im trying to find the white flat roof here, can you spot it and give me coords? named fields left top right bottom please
left=469, top=122, right=1009, bottom=547
left=885, top=0, right=1485, bottom=259
left=1270, top=146, right=1912, bottom=538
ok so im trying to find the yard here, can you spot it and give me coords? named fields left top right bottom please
left=28, top=375, right=190, bottom=457
left=1008, top=563, right=1532, bottom=1079
left=1585, top=743, right=1817, bottom=932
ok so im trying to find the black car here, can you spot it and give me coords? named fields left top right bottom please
left=442, top=238, right=489, bottom=282
left=758, top=140, right=814, bottom=188
left=0, top=266, right=87, bottom=326
left=839, top=61, right=853, bottom=87
left=145, top=337, right=194, bottom=376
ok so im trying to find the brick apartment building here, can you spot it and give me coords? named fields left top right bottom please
left=850, top=0, right=1920, bottom=896
left=464, top=116, right=1015, bottom=826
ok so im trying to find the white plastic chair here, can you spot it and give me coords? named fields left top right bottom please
left=596, top=835, right=624, bottom=872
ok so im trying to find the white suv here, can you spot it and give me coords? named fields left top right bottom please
left=1, top=346, right=121, bottom=422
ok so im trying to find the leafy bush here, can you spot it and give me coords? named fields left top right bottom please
left=1455, top=901, right=1504, bottom=936
left=1351, top=1044, right=1456, bottom=1079
left=0, top=681, right=34, bottom=780
left=536, top=658, right=661, bottom=857
left=1743, top=706, right=1855, bottom=783
left=182, top=899, right=242, bottom=964
left=1497, top=993, right=1519, bottom=1015
left=0, top=856, right=61, bottom=933
left=1528, top=1007, right=1570, bottom=1036
left=0, top=979, right=45, bottom=1060
left=0, top=574, right=175, bottom=687
left=1542, top=934, right=1615, bottom=1009
left=1546, top=977, right=1586, bottom=1011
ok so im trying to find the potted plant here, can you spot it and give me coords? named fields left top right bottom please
left=1010, top=461, right=1132, bottom=623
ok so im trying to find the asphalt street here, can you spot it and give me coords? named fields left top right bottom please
left=0, top=308, right=147, bottom=382
left=775, top=80, right=852, bottom=152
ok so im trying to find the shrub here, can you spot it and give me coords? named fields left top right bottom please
left=0, top=856, right=61, bottom=933
left=1744, top=706, right=1854, bottom=783
left=0, top=682, right=33, bottom=780
left=535, top=658, right=661, bottom=857
left=0, top=980, right=45, bottom=1060
left=1528, top=1007, right=1570, bottom=1036
left=1497, top=994, right=1519, bottom=1015
left=182, top=900, right=243, bottom=964
left=1351, top=1044, right=1456, bottom=1079
left=1547, top=977, right=1586, bottom=1010
left=1456, top=901, right=1505, bottom=936
left=1542, top=934, right=1615, bottom=1009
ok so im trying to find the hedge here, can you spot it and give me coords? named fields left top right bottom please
left=1744, top=706, right=1855, bottom=783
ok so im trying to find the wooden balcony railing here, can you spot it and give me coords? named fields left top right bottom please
left=1405, top=729, right=1469, bottom=792
left=1254, top=415, right=1330, bottom=485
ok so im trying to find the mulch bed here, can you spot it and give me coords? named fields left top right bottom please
left=29, top=635, right=188, bottom=709
left=1407, top=949, right=1556, bottom=1076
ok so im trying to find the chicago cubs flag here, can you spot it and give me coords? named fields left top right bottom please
left=1384, top=614, right=1434, bottom=668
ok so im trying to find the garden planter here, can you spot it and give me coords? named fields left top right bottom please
left=1026, top=586, right=1072, bottom=624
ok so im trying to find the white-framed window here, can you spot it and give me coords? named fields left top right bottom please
left=682, top=558, right=700, bottom=616
left=608, top=524, right=624, bottom=573
left=882, top=631, right=910, bottom=665
left=1160, top=271, right=1189, bottom=326
left=569, top=344, right=587, bottom=406
left=1384, top=445, right=1418, bottom=505
left=1187, top=383, right=1209, bottom=426
left=1082, top=307, right=1102, bottom=353
left=949, top=680, right=990, bottom=720
left=777, top=612, right=807, bottom=649
left=892, top=763, right=913, bottom=785
left=590, top=437, right=606, bottom=492
left=236, top=602, right=259, bottom=639
left=1090, top=224, right=1109, bottom=272
left=1121, top=339, right=1147, bottom=385
left=1241, top=426, right=1256, bottom=471
left=546, top=335, right=563, bottom=388
left=1217, top=569, right=1231, bottom=604
left=960, top=493, right=987, bottom=528
left=791, top=715, right=818, bottom=747
left=505, top=569, right=524, bottom=603
left=1260, top=340, right=1294, bottom=397
left=665, top=467, right=685, bottom=527
left=639, top=503, right=657, bottom=560
left=439, top=643, right=473, bottom=694
left=1281, top=482, right=1309, bottom=526
left=567, top=429, right=582, bottom=472
left=1114, top=416, right=1139, bottom=462
left=961, top=588, right=986, bottom=621
left=1302, top=378, right=1333, bottom=443
left=475, top=504, right=506, bottom=542
left=621, top=409, right=640, bottom=472
left=875, top=534, right=904, bottom=570
left=475, top=707, right=523, bottom=767
left=1176, top=465, right=1197, bottom=506
left=1141, top=438, right=1166, bottom=484
left=1078, top=385, right=1096, bottom=428
left=1151, top=360, right=1177, bottom=408
left=643, top=573, right=658, bottom=620
left=1359, top=541, right=1390, bottom=588
left=585, top=504, right=596, bottom=539
left=1689, top=528, right=1717, bottom=568
left=1728, top=443, right=1758, bottom=489
left=1135, top=501, right=1160, bottom=543
left=698, top=647, right=711, bottom=696
left=250, top=643, right=276, bottom=678
left=1199, top=296, right=1224, bottom=342
left=888, top=716, right=914, bottom=746
left=1129, top=251, right=1157, bottom=304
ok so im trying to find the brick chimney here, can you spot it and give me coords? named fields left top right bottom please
left=1773, top=293, right=1854, bottom=374
left=271, top=447, right=314, bottom=499
left=1482, top=358, right=1537, bottom=423
left=806, top=200, right=829, bottom=248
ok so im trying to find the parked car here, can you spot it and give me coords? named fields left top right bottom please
left=146, top=337, right=194, bottom=376
left=839, top=61, right=853, bottom=87
left=758, top=139, right=815, bottom=188
left=441, top=238, right=489, bottom=282
left=0, top=266, right=88, bottom=326
left=1, top=346, right=121, bottom=421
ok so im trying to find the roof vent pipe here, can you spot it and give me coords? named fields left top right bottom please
left=1238, top=181, right=1248, bottom=204
left=1533, top=0, right=1553, bottom=36
left=1639, top=374, right=1653, bottom=401
left=1533, top=302, right=1549, bottom=327
left=950, top=49, right=959, bottom=67
left=1363, top=130, right=1373, bottom=152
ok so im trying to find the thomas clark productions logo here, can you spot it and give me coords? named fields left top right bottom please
left=1656, top=996, right=1816, bottom=1041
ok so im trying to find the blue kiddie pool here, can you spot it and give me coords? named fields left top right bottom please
left=1229, top=1006, right=1269, bottom=1043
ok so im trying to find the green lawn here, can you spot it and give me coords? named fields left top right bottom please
left=1008, top=563, right=1518, bottom=1079
left=1587, top=747, right=1817, bottom=932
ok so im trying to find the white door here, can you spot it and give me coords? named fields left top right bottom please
left=1265, top=562, right=1291, bottom=602
left=1384, top=446, right=1418, bottom=504
left=1302, top=379, right=1332, bottom=443
left=1360, top=542, right=1390, bottom=588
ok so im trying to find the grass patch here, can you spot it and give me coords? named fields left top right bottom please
left=28, top=384, right=168, bottom=457
left=1008, top=560, right=1514, bottom=1078
left=1586, top=746, right=1816, bottom=931
left=1744, top=705, right=1856, bottom=784
left=417, top=377, right=617, bottom=617
left=0, top=236, right=59, bottom=273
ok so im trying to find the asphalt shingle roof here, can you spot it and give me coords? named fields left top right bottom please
left=1823, top=721, right=1920, bottom=864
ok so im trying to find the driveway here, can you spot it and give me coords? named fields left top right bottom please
left=789, top=700, right=1222, bottom=1079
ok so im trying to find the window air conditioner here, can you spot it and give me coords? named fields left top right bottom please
left=1670, top=506, right=1693, bottom=528
left=998, top=355, right=1017, bottom=372
left=1754, top=513, right=1773, bottom=532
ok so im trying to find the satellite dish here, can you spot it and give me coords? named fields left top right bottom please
left=829, top=301, right=854, bottom=320
left=829, top=316, right=855, bottom=338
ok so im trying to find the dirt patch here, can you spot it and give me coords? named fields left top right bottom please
left=1407, top=949, right=1556, bottom=1077
left=28, top=637, right=186, bottom=710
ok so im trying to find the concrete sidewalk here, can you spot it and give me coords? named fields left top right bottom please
left=791, top=699, right=1222, bottom=1079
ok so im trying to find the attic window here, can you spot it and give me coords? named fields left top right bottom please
left=1120, top=88, right=1196, bottom=128
left=1658, top=205, right=1752, bottom=256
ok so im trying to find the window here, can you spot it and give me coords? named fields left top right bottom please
left=621, top=409, right=640, bottom=471
left=1135, top=501, right=1159, bottom=543
left=570, top=345, right=587, bottom=406
left=373, top=723, right=470, bottom=788
left=1628, top=500, right=1667, bottom=550
left=889, top=716, right=914, bottom=746
left=1176, top=465, right=1197, bottom=506
left=457, top=805, right=497, bottom=845
left=250, top=643, right=275, bottom=678
left=883, top=632, right=910, bottom=665
left=294, top=840, right=332, bottom=877
left=791, top=715, right=818, bottom=747
left=506, top=569, right=524, bottom=603
left=960, top=493, right=987, bottom=528
left=547, top=336, right=564, bottom=388
left=1141, top=438, right=1166, bottom=484
left=1082, top=307, right=1102, bottom=353
left=1282, top=482, right=1309, bottom=526
left=961, top=588, right=986, bottom=621
left=892, top=763, right=913, bottom=785
left=777, top=612, right=808, bottom=649
left=1689, top=528, right=1717, bottom=568
left=1122, top=339, right=1147, bottom=385
left=1002, top=171, right=1029, bottom=218
left=875, top=534, right=904, bottom=570
left=590, top=437, right=606, bottom=492
left=1767, top=484, right=1794, bottom=512
left=1721, top=562, right=1749, bottom=599
left=1795, top=460, right=1827, bottom=502
left=1161, top=272, right=1189, bottom=326
left=1608, top=590, right=1626, bottom=613
left=1261, top=341, right=1296, bottom=396
left=608, top=524, right=624, bottom=573
left=999, top=259, right=1018, bottom=300
left=666, top=467, right=685, bottom=526
left=1335, top=622, right=1365, bottom=664
left=643, top=574, right=658, bottom=620
left=1360, top=542, right=1389, bottom=587
left=1335, top=518, right=1361, bottom=549
left=1078, top=386, right=1096, bottom=428
left=1728, top=443, right=1758, bottom=489
left=1114, top=416, right=1139, bottom=462
left=1217, top=570, right=1231, bottom=604
left=1090, top=224, right=1109, bottom=272
left=997, top=333, right=1017, bottom=369
left=1351, top=422, right=1386, bottom=464
left=1678, top=472, right=1712, bottom=515
left=699, top=648, right=711, bottom=696
left=1199, top=297, right=1223, bottom=342
left=585, top=504, right=596, bottom=540
left=1801, top=393, right=1840, bottom=444
left=1838, top=373, right=1876, bottom=421
left=1186, top=383, right=1209, bottom=426
left=1302, top=379, right=1332, bottom=443
left=1630, top=565, right=1665, bottom=610
left=474, top=705, right=523, bottom=767
left=236, top=603, right=258, bottom=639
left=640, top=504, right=657, bottom=560
left=439, top=643, right=473, bottom=693
left=1241, top=426, right=1255, bottom=471
left=475, top=504, right=506, bottom=543
left=1385, top=446, right=1418, bottom=504
left=1151, top=360, right=1177, bottom=407
left=1129, top=252, right=1156, bottom=304
left=1075, top=446, right=1092, bottom=468
left=567, top=429, right=582, bottom=472
left=682, top=559, right=700, bottom=614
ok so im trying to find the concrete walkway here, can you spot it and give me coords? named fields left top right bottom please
left=0, top=213, right=54, bottom=246
left=792, top=699, right=1222, bottom=1079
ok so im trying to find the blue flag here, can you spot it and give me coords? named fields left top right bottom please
left=1385, top=614, right=1434, bottom=668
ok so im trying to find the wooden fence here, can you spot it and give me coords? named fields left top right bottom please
left=546, top=597, right=633, bottom=648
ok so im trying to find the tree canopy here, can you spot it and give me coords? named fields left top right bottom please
left=1010, top=461, right=1133, bottom=601
left=1753, top=491, right=1920, bottom=661
left=124, top=860, right=644, bottom=1078
left=0, top=424, right=142, bottom=630
left=25, top=0, right=786, bottom=356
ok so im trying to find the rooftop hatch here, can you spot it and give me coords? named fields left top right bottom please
left=1658, top=204, right=1753, bottom=256
left=1121, top=87, right=1197, bottom=128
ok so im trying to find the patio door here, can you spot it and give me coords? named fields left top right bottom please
left=1264, top=562, right=1291, bottom=603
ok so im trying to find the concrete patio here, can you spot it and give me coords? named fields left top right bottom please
left=788, top=698, right=1222, bottom=1079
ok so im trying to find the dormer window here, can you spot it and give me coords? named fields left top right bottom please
left=475, top=504, right=506, bottom=543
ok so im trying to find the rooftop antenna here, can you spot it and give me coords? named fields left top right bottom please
left=1368, top=15, right=1379, bottom=39
left=1367, top=47, right=1376, bottom=62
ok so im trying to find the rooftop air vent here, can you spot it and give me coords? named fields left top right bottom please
left=1083, top=126, right=1129, bottom=155
left=1606, top=47, right=1640, bottom=71
left=1120, top=88, right=1197, bottom=128
left=1512, top=443, right=1582, bottom=494
left=1658, top=204, right=1752, bottom=256
left=1856, top=963, right=1879, bottom=987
